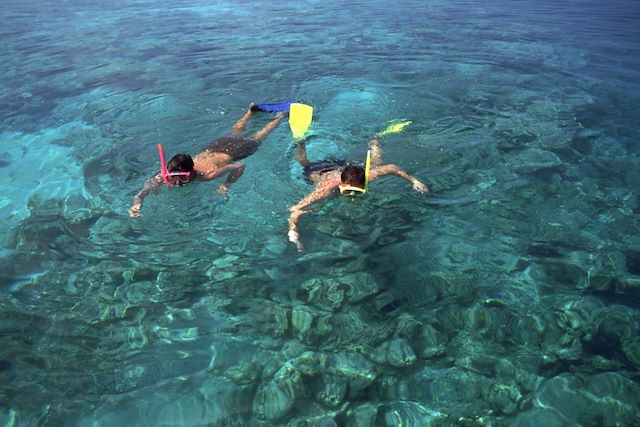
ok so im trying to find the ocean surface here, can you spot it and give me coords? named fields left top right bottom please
left=1, top=0, right=640, bottom=425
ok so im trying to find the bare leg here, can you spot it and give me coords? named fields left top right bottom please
left=295, top=140, right=310, bottom=167
left=231, top=106, right=255, bottom=136
left=251, top=113, right=285, bottom=140
left=368, top=138, right=383, bottom=166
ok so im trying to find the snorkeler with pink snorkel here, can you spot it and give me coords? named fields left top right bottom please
left=129, top=104, right=286, bottom=217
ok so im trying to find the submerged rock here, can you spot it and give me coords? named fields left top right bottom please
left=380, top=401, right=445, bottom=426
left=290, top=304, right=333, bottom=344
left=459, top=355, right=516, bottom=380
left=253, top=356, right=313, bottom=422
left=253, top=379, right=296, bottom=421
left=344, top=403, right=378, bottom=427
left=224, top=361, right=262, bottom=385
left=393, top=313, right=423, bottom=340
left=291, top=305, right=314, bottom=336
left=506, top=148, right=562, bottom=174
left=287, top=415, right=340, bottom=427
left=415, top=324, right=447, bottom=359
left=299, top=277, right=350, bottom=311
left=532, top=375, right=589, bottom=422
left=325, top=310, right=377, bottom=349
left=342, top=272, right=380, bottom=303
left=583, top=372, right=640, bottom=424
left=273, top=306, right=290, bottom=337
left=582, top=304, right=639, bottom=367
left=529, top=372, right=640, bottom=425
left=510, top=407, right=572, bottom=427
left=315, top=373, right=348, bottom=408
left=273, top=362, right=305, bottom=404
left=485, top=383, right=523, bottom=415
left=328, top=352, right=377, bottom=398
left=371, top=337, right=417, bottom=367
left=556, top=297, right=604, bottom=332
left=296, top=272, right=380, bottom=311
left=376, top=367, right=484, bottom=416
left=253, top=351, right=331, bottom=422
left=623, top=340, right=640, bottom=367
left=616, top=275, right=640, bottom=298
left=371, top=290, right=406, bottom=315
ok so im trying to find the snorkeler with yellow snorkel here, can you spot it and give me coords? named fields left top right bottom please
left=287, top=120, right=429, bottom=252
left=129, top=102, right=289, bottom=217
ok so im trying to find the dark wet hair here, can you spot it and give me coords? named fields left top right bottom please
left=341, top=164, right=366, bottom=187
left=167, top=153, right=194, bottom=172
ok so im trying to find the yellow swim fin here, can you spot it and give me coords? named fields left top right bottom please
left=378, top=119, right=412, bottom=137
left=289, top=103, right=313, bottom=140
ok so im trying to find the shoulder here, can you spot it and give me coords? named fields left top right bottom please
left=318, top=174, right=341, bottom=190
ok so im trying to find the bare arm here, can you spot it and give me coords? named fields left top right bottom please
left=369, top=164, right=429, bottom=193
left=288, top=183, right=338, bottom=251
left=368, top=138, right=383, bottom=166
left=129, top=173, right=164, bottom=217
left=199, top=163, right=246, bottom=194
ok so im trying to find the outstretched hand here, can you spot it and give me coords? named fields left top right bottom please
left=216, top=183, right=230, bottom=195
left=413, top=180, right=429, bottom=193
left=129, top=204, right=141, bottom=218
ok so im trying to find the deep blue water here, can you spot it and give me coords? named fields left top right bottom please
left=1, top=0, right=640, bottom=425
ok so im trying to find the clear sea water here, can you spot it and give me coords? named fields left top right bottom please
left=1, top=0, right=640, bottom=425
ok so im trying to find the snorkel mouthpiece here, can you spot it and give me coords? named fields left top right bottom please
left=339, top=185, right=367, bottom=196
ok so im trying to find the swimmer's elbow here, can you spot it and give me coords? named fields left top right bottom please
left=289, top=205, right=304, bottom=214
left=233, top=163, right=246, bottom=173
left=385, top=164, right=411, bottom=179
left=385, top=164, right=402, bottom=173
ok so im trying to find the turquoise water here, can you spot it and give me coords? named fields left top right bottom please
left=1, top=0, right=640, bottom=425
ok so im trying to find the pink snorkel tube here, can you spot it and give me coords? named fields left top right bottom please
left=157, top=143, right=190, bottom=186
